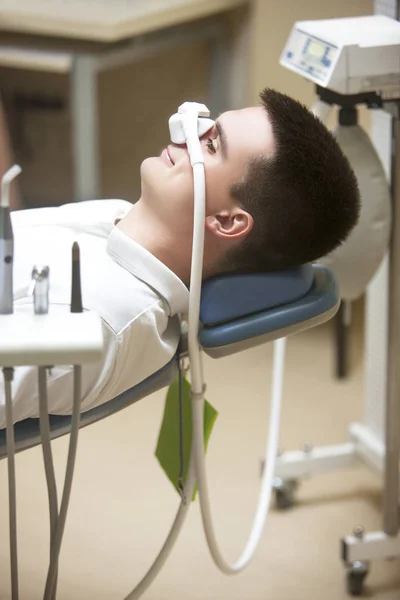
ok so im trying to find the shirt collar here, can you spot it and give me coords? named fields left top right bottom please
left=106, top=226, right=189, bottom=316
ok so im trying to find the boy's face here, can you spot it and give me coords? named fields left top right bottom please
left=139, top=106, right=274, bottom=237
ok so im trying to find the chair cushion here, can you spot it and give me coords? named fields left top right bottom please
left=200, top=264, right=314, bottom=326
left=199, top=264, right=338, bottom=353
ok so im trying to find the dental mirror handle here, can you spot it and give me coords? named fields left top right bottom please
left=0, top=165, right=22, bottom=315
left=0, top=234, right=13, bottom=314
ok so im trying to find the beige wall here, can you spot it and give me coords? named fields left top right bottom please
left=99, top=40, right=211, bottom=202
left=1, top=0, right=374, bottom=208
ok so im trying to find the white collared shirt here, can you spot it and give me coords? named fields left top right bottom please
left=0, top=199, right=189, bottom=428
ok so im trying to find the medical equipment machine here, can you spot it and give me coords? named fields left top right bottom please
left=0, top=102, right=340, bottom=598
left=279, top=14, right=400, bottom=595
left=282, top=15, right=400, bottom=97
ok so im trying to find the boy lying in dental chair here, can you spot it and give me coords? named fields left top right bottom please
left=0, top=88, right=360, bottom=428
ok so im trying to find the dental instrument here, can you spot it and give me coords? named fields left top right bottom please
left=38, top=363, right=59, bottom=600
left=42, top=241, right=85, bottom=600
left=71, top=241, right=83, bottom=313
left=30, top=262, right=60, bottom=600
left=0, top=165, right=21, bottom=315
left=30, top=265, right=58, bottom=599
left=31, top=266, right=50, bottom=314
left=4, top=364, right=17, bottom=600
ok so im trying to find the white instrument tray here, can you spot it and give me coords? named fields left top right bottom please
left=0, top=312, right=103, bottom=366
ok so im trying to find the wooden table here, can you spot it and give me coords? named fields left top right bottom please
left=0, top=0, right=245, bottom=42
left=0, top=0, right=248, bottom=200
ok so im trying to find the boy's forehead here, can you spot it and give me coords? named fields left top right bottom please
left=218, top=106, right=274, bottom=157
left=219, top=105, right=263, bottom=123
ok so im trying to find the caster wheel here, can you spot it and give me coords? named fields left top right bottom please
left=273, top=478, right=298, bottom=510
left=346, top=562, right=369, bottom=596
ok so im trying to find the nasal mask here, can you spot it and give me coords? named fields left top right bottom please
left=168, top=102, right=215, bottom=165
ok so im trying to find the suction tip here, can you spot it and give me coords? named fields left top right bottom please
left=1, top=164, right=22, bottom=208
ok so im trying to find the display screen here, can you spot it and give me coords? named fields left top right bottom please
left=307, top=41, right=325, bottom=58
left=282, top=30, right=338, bottom=84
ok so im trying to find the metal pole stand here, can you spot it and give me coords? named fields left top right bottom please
left=334, top=300, right=352, bottom=379
left=341, top=98, right=400, bottom=596
left=271, top=99, right=400, bottom=597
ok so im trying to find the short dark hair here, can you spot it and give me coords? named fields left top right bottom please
left=225, top=88, right=360, bottom=273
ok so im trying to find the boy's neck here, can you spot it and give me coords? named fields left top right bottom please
left=116, top=201, right=191, bottom=286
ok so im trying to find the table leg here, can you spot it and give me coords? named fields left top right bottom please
left=208, top=9, right=251, bottom=114
left=70, top=55, right=100, bottom=202
left=208, top=24, right=229, bottom=117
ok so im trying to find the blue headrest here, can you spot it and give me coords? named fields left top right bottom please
left=200, top=264, right=314, bottom=326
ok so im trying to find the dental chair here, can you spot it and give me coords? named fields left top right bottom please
left=0, top=262, right=339, bottom=458
left=0, top=102, right=342, bottom=600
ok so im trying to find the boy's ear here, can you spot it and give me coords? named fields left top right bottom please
left=205, top=208, right=253, bottom=240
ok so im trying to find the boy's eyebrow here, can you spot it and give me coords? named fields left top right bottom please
left=215, top=120, right=228, bottom=160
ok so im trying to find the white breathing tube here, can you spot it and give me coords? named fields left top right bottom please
left=124, top=102, right=286, bottom=597
left=124, top=104, right=211, bottom=600
left=124, top=339, right=285, bottom=598
left=181, top=104, right=285, bottom=572
left=193, top=339, right=286, bottom=572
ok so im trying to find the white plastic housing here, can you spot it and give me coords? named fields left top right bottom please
left=169, top=113, right=214, bottom=145
left=178, top=102, right=210, bottom=117
left=280, top=15, right=400, bottom=97
left=319, top=124, right=392, bottom=301
left=1, top=164, right=21, bottom=208
left=0, top=311, right=104, bottom=366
